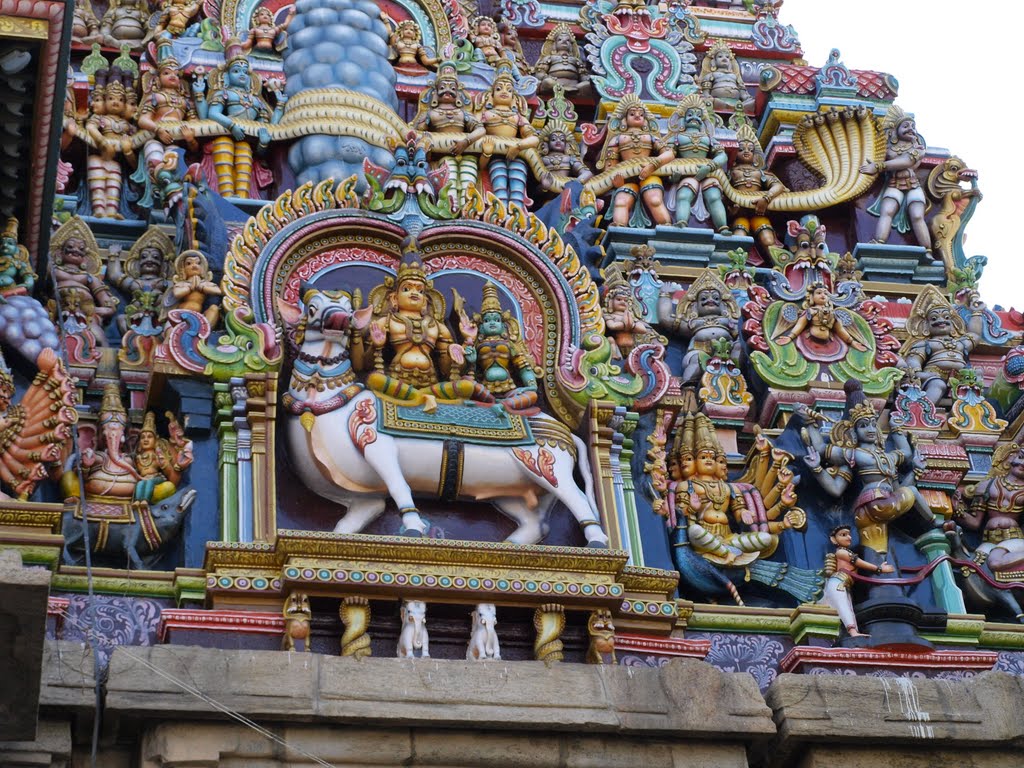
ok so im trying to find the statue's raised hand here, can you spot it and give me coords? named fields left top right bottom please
left=804, top=443, right=821, bottom=469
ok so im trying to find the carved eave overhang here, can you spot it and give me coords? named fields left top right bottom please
left=0, top=0, right=72, bottom=266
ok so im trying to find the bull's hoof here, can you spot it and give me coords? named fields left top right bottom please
left=586, top=540, right=609, bottom=549
left=403, top=529, right=424, bottom=538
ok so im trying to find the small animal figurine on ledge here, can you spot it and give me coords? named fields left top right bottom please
left=397, top=599, right=430, bottom=658
left=586, top=608, right=617, bottom=664
left=281, top=591, right=312, bottom=652
left=466, top=603, right=501, bottom=661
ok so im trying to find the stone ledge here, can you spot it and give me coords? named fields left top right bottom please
left=139, top=721, right=757, bottom=768
left=102, top=645, right=775, bottom=744
left=762, top=671, right=1024, bottom=768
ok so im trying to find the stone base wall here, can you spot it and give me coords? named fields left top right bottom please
left=9, top=641, right=1024, bottom=767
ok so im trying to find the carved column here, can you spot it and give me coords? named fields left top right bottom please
left=245, top=373, right=277, bottom=542
left=213, top=383, right=238, bottom=542
left=587, top=401, right=642, bottom=562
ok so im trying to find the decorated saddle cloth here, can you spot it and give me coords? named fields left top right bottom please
left=378, top=401, right=534, bottom=446
left=73, top=497, right=162, bottom=551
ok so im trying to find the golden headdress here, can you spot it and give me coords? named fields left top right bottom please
left=99, top=382, right=128, bottom=428
left=700, top=39, right=741, bottom=77
left=141, top=410, right=158, bottom=435
left=881, top=103, right=913, bottom=134
left=829, top=379, right=879, bottom=449
left=539, top=22, right=579, bottom=59
left=479, top=282, right=503, bottom=314
left=673, top=270, right=738, bottom=324
left=901, top=284, right=967, bottom=352
left=172, top=249, right=213, bottom=281
left=2, top=217, right=18, bottom=241
left=694, top=412, right=723, bottom=454
left=599, top=95, right=659, bottom=170
left=670, top=92, right=712, bottom=134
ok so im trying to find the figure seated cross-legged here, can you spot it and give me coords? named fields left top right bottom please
left=351, top=240, right=494, bottom=412
left=455, top=282, right=541, bottom=412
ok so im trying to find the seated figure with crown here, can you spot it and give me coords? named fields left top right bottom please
left=62, top=384, right=193, bottom=503
left=351, top=240, right=495, bottom=413
left=457, top=282, right=541, bottom=412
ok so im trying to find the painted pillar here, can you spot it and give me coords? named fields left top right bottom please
left=214, top=382, right=239, bottom=542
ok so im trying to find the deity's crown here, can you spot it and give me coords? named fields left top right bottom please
left=223, top=38, right=248, bottom=67
left=154, top=37, right=180, bottom=69
left=694, top=413, right=723, bottom=454
left=735, top=123, right=760, bottom=147
left=492, top=60, right=516, bottom=86
left=706, top=39, right=733, bottom=61
left=881, top=103, right=913, bottom=133
left=141, top=410, right=158, bottom=435
left=480, top=282, right=502, bottom=314
left=99, top=382, right=128, bottom=427
left=105, top=66, right=128, bottom=97
left=2, top=216, right=18, bottom=241
left=434, top=60, right=462, bottom=88
left=396, top=260, right=429, bottom=285
left=676, top=91, right=708, bottom=117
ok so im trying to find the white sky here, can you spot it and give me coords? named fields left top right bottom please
left=780, top=0, right=1022, bottom=311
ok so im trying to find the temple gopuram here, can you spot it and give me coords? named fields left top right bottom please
left=5, top=0, right=1024, bottom=765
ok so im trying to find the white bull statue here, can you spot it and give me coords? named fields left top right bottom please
left=278, top=286, right=609, bottom=547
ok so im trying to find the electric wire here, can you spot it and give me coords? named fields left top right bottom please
left=47, top=258, right=104, bottom=768
left=56, top=608, right=338, bottom=768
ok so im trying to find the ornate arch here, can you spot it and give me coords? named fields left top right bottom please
left=223, top=179, right=604, bottom=425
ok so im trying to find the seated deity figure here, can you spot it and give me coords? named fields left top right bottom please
left=85, top=66, right=136, bottom=219
left=412, top=61, right=486, bottom=203
left=729, top=124, right=786, bottom=254
left=495, top=16, right=531, bottom=75
left=958, top=444, right=1024, bottom=576
left=0, top=217, right=37, bottom=294
left=242, top=6, right=296, bottom=54
left=460, top=282, right=540, bottom=411
left=386, top=17, right=438, bottom=69
left=99, top=0, right=150, bottom=48
left=468, top=15, right=503, bottom=67
left=534, top=23, right=591, bottom=96
left=73, top=0, right=102, bottom=43
left=194, top=41, right=286, bottom=198
left=773, top=281, right=869, bottom=360
left=658, top=271, right=742, bottom=386
left=162, top=250, right=222, bottom=328
left=148, top=0, right=202, bottom=38
left=900, top=286, right=978, bottom=405
left=352, top=240, right=493, bottom=412
left=133, top=410, right=192, bottom=501
left=476, top=63, right=539, bottom=208
left=64, top=385, right=192, bottom=502
left=860, top=104, right=932, bottom=253
left=699, top=40, right=754, bottom=112
left=674, top=413, right=790, bottom=566
left=538, top=121, right=592, bottom=189
left=670, top=93, right=729, bottom=233
left=798, top=380, right=936, bottom=561
left=598, top=95, right=674, bottom=228
left=107, top=228, right=174, bottom=333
